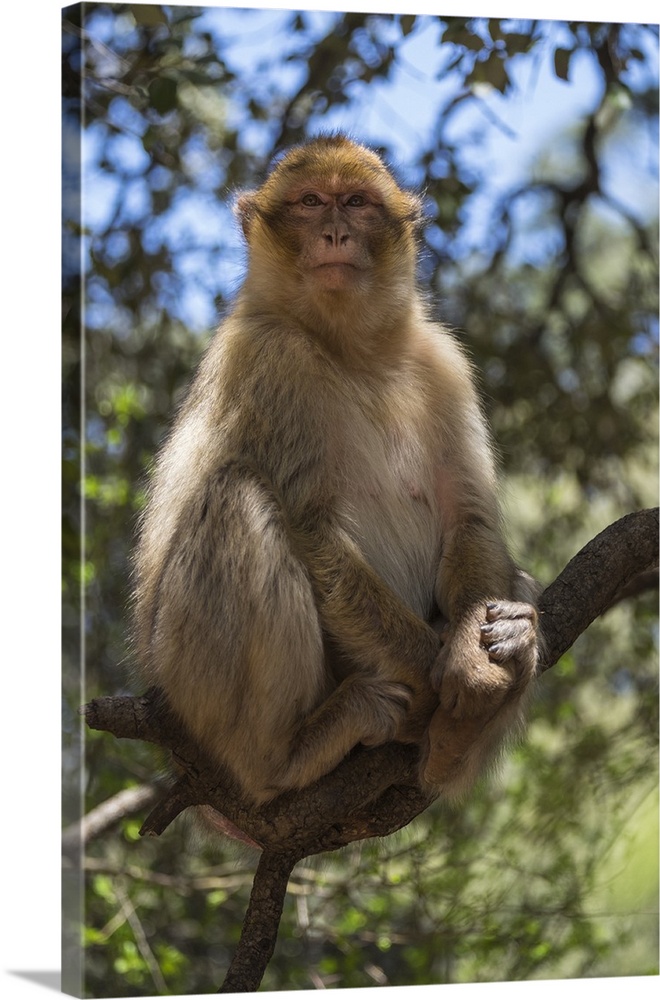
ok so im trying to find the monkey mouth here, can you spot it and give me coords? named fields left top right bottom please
left=313, top=262, right=366, bottom=278
left=315, top=261, right=359, bottom=269
left=312, top=262, right=365, bottom=289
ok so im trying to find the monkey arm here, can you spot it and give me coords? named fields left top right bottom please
left=423, top=388, right=539, bottom=727
left=435, top=511, right=516, bottom=618
left=422, top=495, right=538, bottom=788
left=427, top=352, right=519, bottom=624
left=293, top=515, right=441, bottom=697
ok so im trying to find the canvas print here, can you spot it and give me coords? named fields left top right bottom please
left=62, top=3, right=659, bottom=997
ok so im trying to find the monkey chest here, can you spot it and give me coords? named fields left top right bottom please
left=334, top=404, right=441, bottom=616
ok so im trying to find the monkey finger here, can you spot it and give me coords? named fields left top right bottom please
left=484, top=639, right=528, bottom=663
left=484, top=628, right=537, bottom=665
left=485, top=600, right=537, bottom=624
left=481, top=617, right=535, bottom=645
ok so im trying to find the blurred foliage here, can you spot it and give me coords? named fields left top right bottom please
left=62, top=5, right=658, bottom=997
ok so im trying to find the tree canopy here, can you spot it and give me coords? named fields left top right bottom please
left=62, top=5, right=658, bottom=997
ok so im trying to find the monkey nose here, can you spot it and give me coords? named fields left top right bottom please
left=323, top=228, right=350, bottom=247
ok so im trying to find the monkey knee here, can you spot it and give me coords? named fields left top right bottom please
left=435, top=644, right=526, bottom=721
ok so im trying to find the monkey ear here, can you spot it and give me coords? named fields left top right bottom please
left=234, top=192, right=258, bottom=239
left=407, top=192, right=425, bottom=231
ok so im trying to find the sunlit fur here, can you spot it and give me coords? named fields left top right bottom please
left=133, top=135, right=538, bottom=806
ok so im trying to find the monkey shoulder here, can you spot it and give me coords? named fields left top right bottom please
left=413, top=322, right=475, bottom=386
left=186, top=317, right=342, bottom=491
left=403, top=322, right=488, bottom=433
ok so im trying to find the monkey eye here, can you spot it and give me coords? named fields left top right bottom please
left=345, top=194, right=367, bottom=207
left=300, top=193, right=323, bottom=206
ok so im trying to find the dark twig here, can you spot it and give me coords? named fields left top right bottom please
left=139, top=776, right=197, bottom=838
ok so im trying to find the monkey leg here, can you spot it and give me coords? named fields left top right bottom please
left=262, top=672, right=413, bottom=800
left=149, top=461, right=413, bottom=805
left=422, top=600, right=537, bottom=795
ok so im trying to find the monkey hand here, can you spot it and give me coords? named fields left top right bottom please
left=353, top=675, right=414, bottom=747
left=430, top=601, right=538, bottom=720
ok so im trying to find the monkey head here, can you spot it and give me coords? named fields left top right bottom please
left=235, top=134, right=424, bottom=346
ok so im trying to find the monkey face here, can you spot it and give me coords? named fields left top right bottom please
left=236, top=136, right=423, bottom=304
left=279, top=186, right=392, bottom=292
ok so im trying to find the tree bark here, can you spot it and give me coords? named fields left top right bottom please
left=536, top=509, right=658, bottom=673
left=217, top=851, right=300, bottom=993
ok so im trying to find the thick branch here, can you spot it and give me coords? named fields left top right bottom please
left=536, top=508, right=658, bottom=672
left=84, top=686, right=432, bottom=853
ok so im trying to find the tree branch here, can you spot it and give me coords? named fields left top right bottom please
left=62, top=784, right=160, bottom=859
left=81, top=507, right=658, bottom=993
left=217, top=850, right=300, bottom=993
left=535, top=508, right=658, bottom=673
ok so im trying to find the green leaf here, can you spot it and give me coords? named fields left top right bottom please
left=130, top=5, right=168, bottom=28
left=442, top=22, right=486, bottom=53
left=148, top=76, right=178, bottom=115
left=83, top=926, right=108, bottom=946
left=92, top=874, right=116, bottom=905
left=554, top=47, right=573, bottom=81
left=470, top=53, right=510, bottom=93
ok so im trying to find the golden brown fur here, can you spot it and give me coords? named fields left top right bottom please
left=133, top=134, right=538, bottom=805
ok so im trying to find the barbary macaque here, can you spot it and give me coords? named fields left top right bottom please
left=133, top=133, right=539, bottom=806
